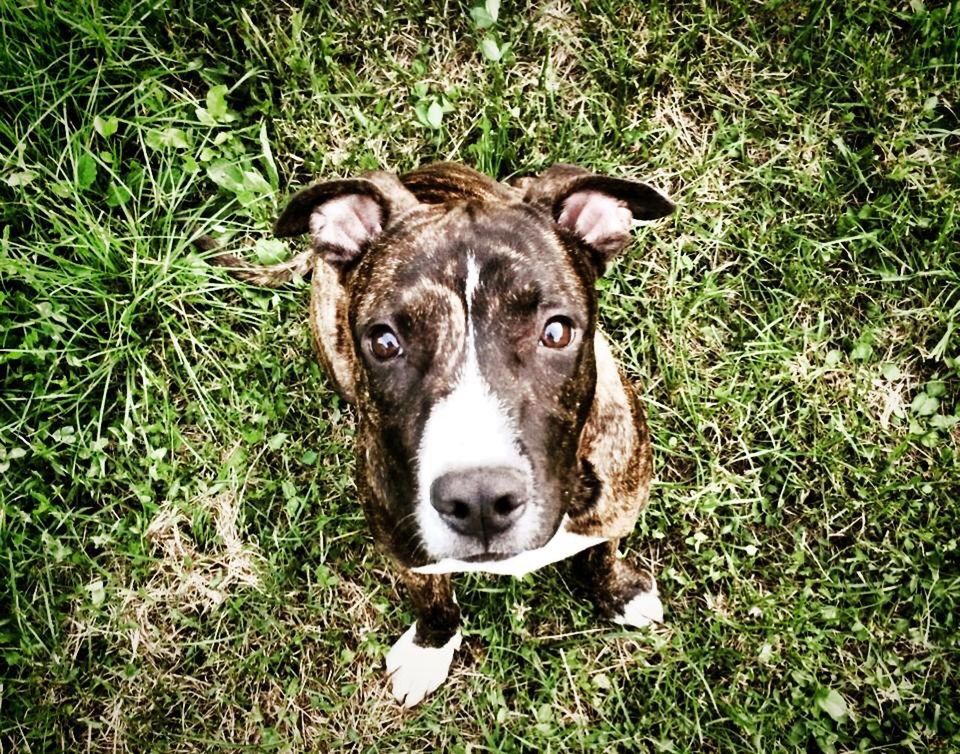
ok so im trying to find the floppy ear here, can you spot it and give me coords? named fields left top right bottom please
left=519, top=164, right=675, bottom=266
left=274, top=171, right=419, bottom=266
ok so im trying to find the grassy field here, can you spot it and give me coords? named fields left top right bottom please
left=2, top=0, right=959, bottom=751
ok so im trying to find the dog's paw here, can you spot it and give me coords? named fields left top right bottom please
left=612, top=585, right=664, bottom=628
left=385, top=622, right=462, bottom=707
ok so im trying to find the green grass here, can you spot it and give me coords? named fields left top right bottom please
left=2, top=0, right=959, bottom=751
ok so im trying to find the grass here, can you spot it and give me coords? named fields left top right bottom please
left=1, top=0, right=958, bottom=751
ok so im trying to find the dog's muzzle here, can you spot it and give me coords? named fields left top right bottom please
left=429, top=466, right=528, bottom=547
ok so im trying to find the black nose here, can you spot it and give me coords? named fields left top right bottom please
left=430, top=467, right=528, bottom=543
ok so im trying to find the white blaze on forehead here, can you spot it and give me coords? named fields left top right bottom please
left=415, top=255, right=532, bottom=557
left=464, top=249, right=481, bottom=302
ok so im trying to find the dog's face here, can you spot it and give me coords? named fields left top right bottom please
left=275, top=164, right=673, bottom=566
left=351, top=201, right=598, bottom=561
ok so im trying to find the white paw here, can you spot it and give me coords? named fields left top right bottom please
left=385, top=622, right=462, bottom=707
left=612, top=584, right=664, bottom=628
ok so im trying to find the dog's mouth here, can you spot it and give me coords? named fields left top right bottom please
left=442, top=505, right=568, bottom=564
left=410, top=515, right=608, bottom=576
left=460, top=551, right=516, bottom=563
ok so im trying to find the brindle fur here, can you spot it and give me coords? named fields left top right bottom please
left=397, top=570, right=461, bottom=647
left=207, top=162, right=667, bottom=651
left=572, top=539, right=656, bottom=619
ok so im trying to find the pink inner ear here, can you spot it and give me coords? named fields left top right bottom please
left=309, top=194, right=383, bottom=259
left=558, top=190, right=633, bottom=253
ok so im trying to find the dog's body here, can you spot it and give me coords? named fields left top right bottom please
left=210, top=162, right=674, bottom=706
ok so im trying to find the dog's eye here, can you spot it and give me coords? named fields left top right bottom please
left=369, top=325, right=403, bottom=361
left=540, top=316, right=574, bottom=349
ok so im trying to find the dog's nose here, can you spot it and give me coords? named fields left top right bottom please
left=430, top=467, right=528, bottom=542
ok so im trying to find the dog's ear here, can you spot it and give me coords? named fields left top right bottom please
left=275, top=172, right=419, bottom=266
left=519, top=164, right=674, bottom=266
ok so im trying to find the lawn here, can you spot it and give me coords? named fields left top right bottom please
left=1, top=0, right=959, bottom=751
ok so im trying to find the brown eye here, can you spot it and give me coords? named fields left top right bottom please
left=369, top=325, right=402, bottom=361
left=540, top=317, right=574, bottom=349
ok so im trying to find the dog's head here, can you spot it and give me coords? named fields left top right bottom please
left=275, top=163, right=673, bottom=566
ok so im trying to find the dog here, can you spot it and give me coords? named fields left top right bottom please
left=207, top=162, right=675, bottom=706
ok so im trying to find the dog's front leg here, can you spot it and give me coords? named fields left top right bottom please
left=573, top=540, right=663, bottom=628
left=385, top=568, right=461, bottom=707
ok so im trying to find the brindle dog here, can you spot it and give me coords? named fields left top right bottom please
left=208, top=162, right=674, bottom=706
